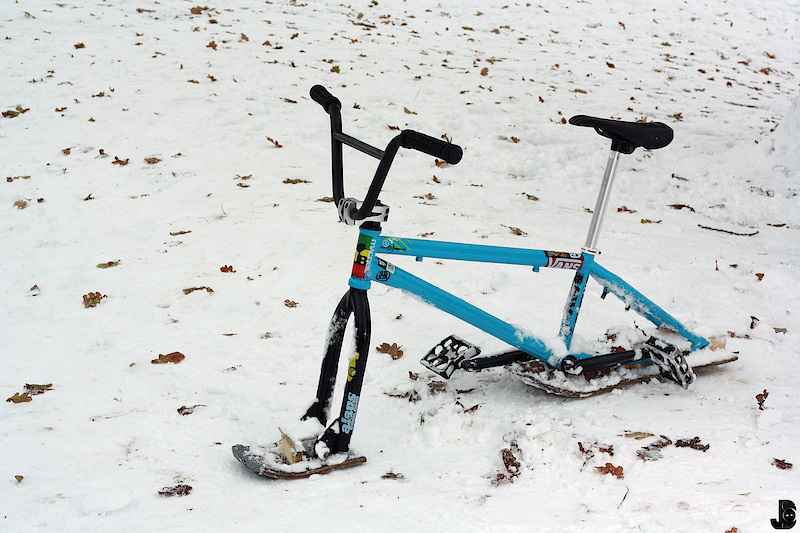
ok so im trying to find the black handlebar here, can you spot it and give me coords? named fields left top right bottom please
left=310, top=84, right=341, bottom=113
left=400, top=130, right=462, bottom=165
left=310, top=85, right=462, bottom=224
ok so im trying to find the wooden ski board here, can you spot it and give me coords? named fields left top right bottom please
left=508, top=354, right=738, bottom=398
left=232, top=444, right=366, bottom=479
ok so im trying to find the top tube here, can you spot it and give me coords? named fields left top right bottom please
left=376, top=236, right=585, bottom=271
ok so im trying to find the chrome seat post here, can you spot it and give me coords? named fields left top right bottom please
left=583, top=150, right=621, bottom=254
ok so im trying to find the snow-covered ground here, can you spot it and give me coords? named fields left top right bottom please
left=2, top=1, right=798, bottom=531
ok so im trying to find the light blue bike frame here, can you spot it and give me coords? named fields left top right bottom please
left=347, top=226, right=709, bottom=369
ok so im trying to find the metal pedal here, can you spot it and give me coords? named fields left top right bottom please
left=643, top=337, right=695, bottom=389
left=421, top=335, right=481, bottom=379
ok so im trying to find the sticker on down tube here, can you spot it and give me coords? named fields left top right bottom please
left=545, top=251, right=583, bottom=270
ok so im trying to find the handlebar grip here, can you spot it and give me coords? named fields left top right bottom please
left=400, top=130, right=462, bottom=165
left=310, top=85, right=341, bottom=113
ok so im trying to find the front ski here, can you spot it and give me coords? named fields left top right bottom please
left=508, top=348, right=737, bottom=398
left=232, top=443, right=366, bottom=479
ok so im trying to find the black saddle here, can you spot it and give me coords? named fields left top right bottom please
left=569, top=115, right=673, bottom=154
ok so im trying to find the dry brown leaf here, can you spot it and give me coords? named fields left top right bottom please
left=492, top=443, right=522, bottom=485
left=427, top=380, right=447, bottom=395
left=623, top=431, right=655, bottom=440
left=772, top=458, right=793, bottom=470
left=376, top=342, right=404, bottom=359
left=459, top=402, right=480, bottom=413
left=756, top=389, right=769, bottom=410
left=596, top=463, right=624, bottom=479
left=637, top=435, right=673, bottom=461
left=83, top=292, right=107, bottom=307
left=384, top=389, right=421, bottom=403
left=6, top=392, right=32, bottom=403
left=520, top=192, right=539, bottom=201
left=158, top=484, right=192, bottom=497
left=177, top=404, right=206, bottom=415
left=674, top=437, right=709, bottom=452
left=25, top=384, right=53, bottom=395
left=183, top=286, right=213, bottom=295
left=151, top=351, right=185, bottom=364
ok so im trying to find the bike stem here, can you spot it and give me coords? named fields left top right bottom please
left=583, top=149, right=621, bottom=254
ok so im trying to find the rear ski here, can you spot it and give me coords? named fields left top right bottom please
left=421, top=333, right=736, bottom=398
left=508, top=349, right=737, bottom=398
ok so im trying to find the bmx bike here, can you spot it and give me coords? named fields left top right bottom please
left=232, top=85, right=735, bottom=479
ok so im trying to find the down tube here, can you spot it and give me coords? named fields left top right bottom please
left=371, top=261, right=556, bottom=363
left=589, top=262, right=709, bottom=350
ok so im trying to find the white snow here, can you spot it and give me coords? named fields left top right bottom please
left=2, top=0, right=799, bottom=531
left=757, top=410, right=784, bottom=431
